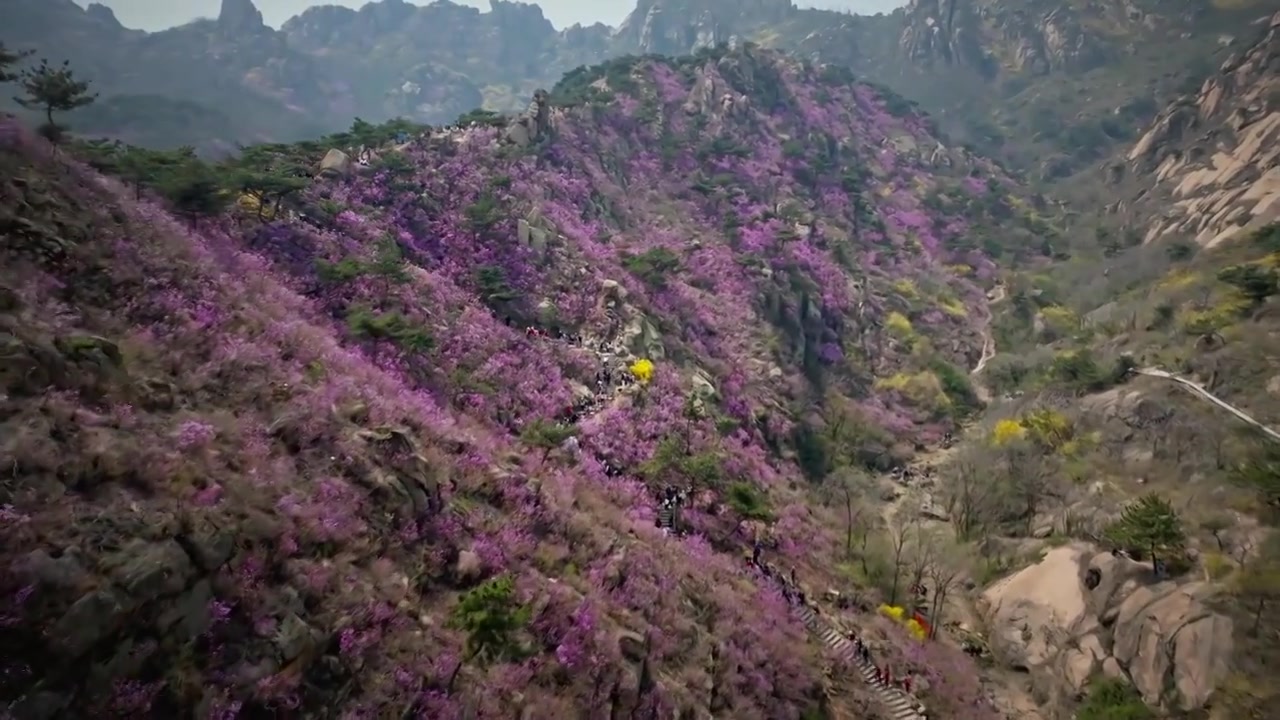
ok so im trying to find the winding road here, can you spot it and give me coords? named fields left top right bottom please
left=1134, top=367, right=1280, bottom=443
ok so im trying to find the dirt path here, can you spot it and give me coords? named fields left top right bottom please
left=873, top=282, right=1045, bottom=717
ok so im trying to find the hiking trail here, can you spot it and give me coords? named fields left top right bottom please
left=1134, top=367, right=1280, bottom=443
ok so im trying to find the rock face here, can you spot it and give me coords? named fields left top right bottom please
left=899, top=0, right=1113, bottom=76
left=615, top=0, right=794, bottom=56
left=898, top=0, right=993, bottom=73
left=981, top=544, right=1233, bottom=712
left=217, top=0, right=266, bottom=33
left=504, top=90, right=552, bottom=147
left=1116, top=11, right=1280, bottom=247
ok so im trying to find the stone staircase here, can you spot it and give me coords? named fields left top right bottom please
left=795, top=603, right=927, bottom=720
left=656, top=505, right=675, bottom=530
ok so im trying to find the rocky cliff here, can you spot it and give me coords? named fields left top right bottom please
left=0, top=46, right=1009, bottom=719
left=1109, top=10, right=1280, bottom=248
left=982, top=544, right=1234, bottom=714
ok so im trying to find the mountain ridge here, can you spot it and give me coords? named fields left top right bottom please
left=10, top=0, right=1274, bottom=180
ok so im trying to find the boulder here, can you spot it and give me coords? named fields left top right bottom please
left=454, top=549, right=484, bottom=583
left=318, top=149, right=351, bottom=177
left=620, top=315, right=664, bottom=360
left=980, top=544, right=1234, bottom=711
left=1111, top=582, right=1233, bottom=709
left=504, top=90, right=550, bottom=147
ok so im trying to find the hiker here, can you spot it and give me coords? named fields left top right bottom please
left=902, top=675, right=912, bottom=694
left=790, top=568, right=798, bottom=586
left=561, top=435, right=580, bottom=457
left=752, top=540, right=762, bottom=566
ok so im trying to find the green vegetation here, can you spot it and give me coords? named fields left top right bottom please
left=520, top=419, right=578, bottom=461
left=621, top=247, right=682, bottom=288
left=447, top=575, right=532, bottom=663
left=455, top=108, right=506, bottom=127
left=69, top=116, right=428, bottom=228
left=12, top=57, right=96, bottom=142
left=1104, top=494, right=1186, bottom=573
left=1076, top=678, right=1154, bottom=720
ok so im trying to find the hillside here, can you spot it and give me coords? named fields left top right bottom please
left=0, top=47, right=1009, bottom=718
left=907, top=11, right=1280, bottom=719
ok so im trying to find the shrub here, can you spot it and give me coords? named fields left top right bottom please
left=1076, top=678, right=1153, bottom=720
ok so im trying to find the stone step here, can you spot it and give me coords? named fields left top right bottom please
left=794, top=604, right=927, bottom=720
left=656, top=507, right=675, bottom=528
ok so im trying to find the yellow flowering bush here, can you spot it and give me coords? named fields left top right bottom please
left=991, top=418, right=1026, bottom=445
left=630, top=358, right=654, bottom=384
left=880, top=604, right=928, bottom=640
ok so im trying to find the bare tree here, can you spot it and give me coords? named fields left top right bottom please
left=944, top=449, right=998, bottom=540
left=1162, top=414, right=1201, bottom=464
left=905, top=518, right=939, bottom=601
left=1200, top=514, right=1232, bottom=553
left=886, top=513, right=918, bottom=606
left=924, top=537, right=968, bottom=640
left=828, top=466, right=872, bottom=559
left=997, top=440, right=1060, bottom=536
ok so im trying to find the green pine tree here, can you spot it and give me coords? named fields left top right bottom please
left=519, top=419, right=577, bottom=461
left=14, top=58, right=97, bottom=140
left=159, top=159, right=230, bottom=229
left=1105, top=493, right=1186, bottom=573
left=447, top=575, right=531, bottom=663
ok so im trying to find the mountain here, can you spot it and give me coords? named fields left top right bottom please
left=1, top=0, right=614, bottom=150
left=4, top=2, right=1280, bottom=718
left=613, top=0, right=1280, bottom=184
left=8, top=0, right=1277, bottom=185
left=0, top=47, right=1013, bottom=718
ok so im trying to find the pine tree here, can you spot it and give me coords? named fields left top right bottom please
left=519, top=419, right=577, bottom=461
left=159, top=159, right=230, bottom=228
left=1105, top=493, right=1185, bottom=573
left=447, top=575, right=530, bottom=663
left=14, top=58, right=97, bottom=140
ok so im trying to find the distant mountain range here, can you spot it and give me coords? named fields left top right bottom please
left=4, top=0, right=1277, bottom=188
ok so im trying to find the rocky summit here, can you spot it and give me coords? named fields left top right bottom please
left=3, top=1, right=1280, bottom=720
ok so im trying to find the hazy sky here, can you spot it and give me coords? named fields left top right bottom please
left=80, top=0, right=904, bottom=32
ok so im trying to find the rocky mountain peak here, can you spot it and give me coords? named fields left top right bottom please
left=616, top=0, right=795, bottom=54
left=84, top=2, right=123, bottom=28
left=1112, top=8, right=1280, bottom=247
left=217, top=0, right=265, bottom=33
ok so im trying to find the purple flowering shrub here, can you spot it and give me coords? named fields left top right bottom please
left=0, top=43, right=1010, bottom=718
left=0, top=121, right=836, bottom=716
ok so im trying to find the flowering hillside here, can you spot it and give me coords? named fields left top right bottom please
left=0, top=46, right=1008, bottom=719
